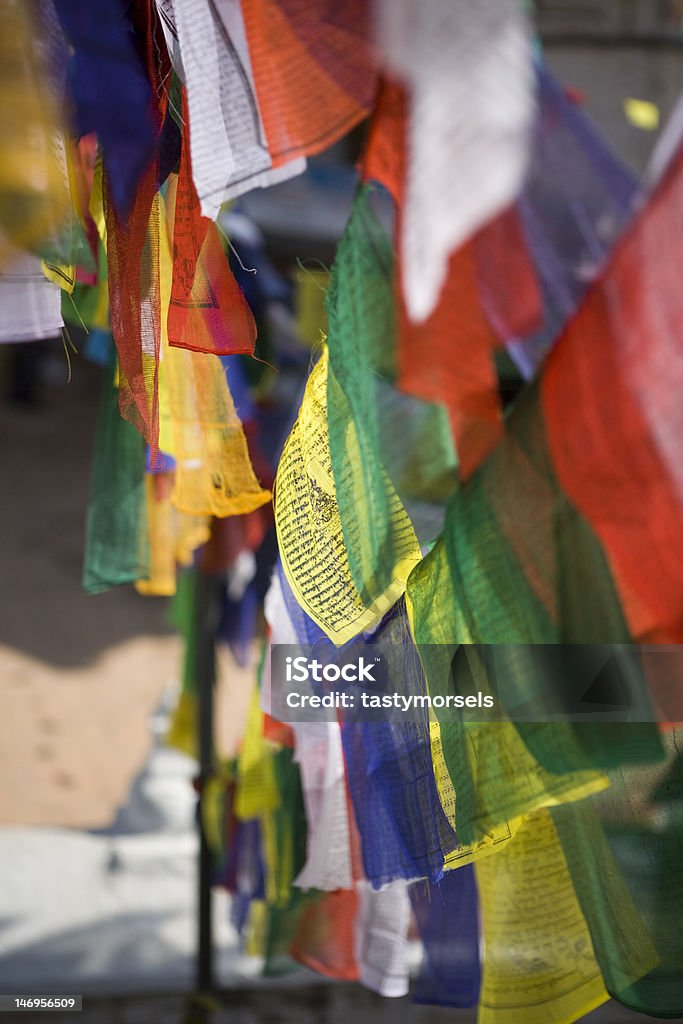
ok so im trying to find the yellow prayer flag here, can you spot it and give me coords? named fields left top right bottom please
left=476, top=809, right=609, bottom=1024
left=275, top=347, right=420, bottom=645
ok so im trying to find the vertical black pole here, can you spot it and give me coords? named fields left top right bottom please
left=193, top=568, right=220, bottom=996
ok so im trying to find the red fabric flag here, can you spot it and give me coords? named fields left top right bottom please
left=242, top=0, right=377, bottom=167
left=167, top=89, right=256, bottom=356
left=542, top=149, right=683, bottom=643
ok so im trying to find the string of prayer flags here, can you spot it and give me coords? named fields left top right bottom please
left=3, top=4, right=682, bottom=1020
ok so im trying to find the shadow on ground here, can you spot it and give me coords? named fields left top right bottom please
left=0, top=346, right=172, bottom=669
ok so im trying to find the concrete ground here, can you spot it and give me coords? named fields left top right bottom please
left=0, top=346, right=255, bottom=998
left=0, top=346, right=180, bottom=828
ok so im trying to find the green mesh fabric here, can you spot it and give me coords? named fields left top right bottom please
left=326, top=184, right=457, bottom=602
left=407, top=381, right=663, bottom=844
left=262, top=898, right=313, bottom=977
left=42, top=195, right=94, bottom=280
left=373, top=376, right=456, bottom=547
left=552, top=730, right=683, bottom=1017
left=82, top=363, right=148, bottom=592
left=169, top=567, right=199, bottom=694
left=408, top=540, right=605, bottom=846
left=271, top=746, right=309, bottom=904
left=444, top=380, right=662, bottom=771
left=262, top=746, right=316, bottom=976
left=64, top=238, right=109, bottom=330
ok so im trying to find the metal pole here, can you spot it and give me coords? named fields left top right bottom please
left=193, top=569, right=221, bottom=996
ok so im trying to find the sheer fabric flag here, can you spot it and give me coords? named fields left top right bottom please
left=158, top=0, right=306, bottom=220
left=52, top=0, right=155, bottom=216
left=290, top=889, right=358, bottom=981
left=326, top=186, right=422, bottom=602
left=0, top=0, right=70, bottom=265
left=596, top=735, right=683, bottom=1016
left=275, top=349, right=414, bottom=645
left=0, top=253, right=63, bottom=342
left=105, top=172, right=161, bottom=450
left=339, top=602, right=459, bottom=887
left=406, top=540, right=608, bottom=847
left=104, top=0, right=169, bottom=454
left=551, top=748, right=683, bottom=1017
left=360, top=77, right=407, bottom=205
left=376, top=0, right=534, bottom=322
left=326, top=186, right=456, bottom=553
left=83, top=364, right=149, bottom=593
left=476, top=809, right=609, bottom=1024
left=277, top=561, right=328, bottom=647
left=397, top=238, right=504, bottom=480
left=505, top=67, right=637, bottom=378
left=166, top=92, right=257, bottom=357
left=410, top=868, right=481, bottom=1008
left=134, top=475, right=210, bottom=596
left=163, top=324, right=270, bottom=519
left=158, top=193, right=271, bottom=517
left=291, top=722, right=354, bottom=892
left=241, top=0, right=377, bottom=167
left=354, top=881, right=411, bottom=997
left=435, top=379, right=662, bottom=774
left=542, top=147, right=683, bottom=643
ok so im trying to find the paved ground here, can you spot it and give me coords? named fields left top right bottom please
left=0, top=346, right=253, bottom=998
left=0, top=347, right=180, bottom=828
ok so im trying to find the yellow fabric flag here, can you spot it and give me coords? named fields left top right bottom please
left=429, top=721, right=523, bottom=870
left=134, top=476, right=210, bottom=597
left=165, top=690, right=197, bottom=759
left=294, top=266, right=329, bottom=348
left=235, top=689, right=280, bottom=822
left=157, top=192, right=272, bottom=518
left=476, top=808, right=609, bottom=1024
left=275, top=347, right=420, bottom=644
left=41, top=258, right=75, bottom=294
left=406, top=540, right=608, bottom=847
left=244, top=899, right=268, bottom=958
left=0, top=2, right=70, bottom=266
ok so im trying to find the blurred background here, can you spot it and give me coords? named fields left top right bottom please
left=0, top=1, right=681, bottom=1020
